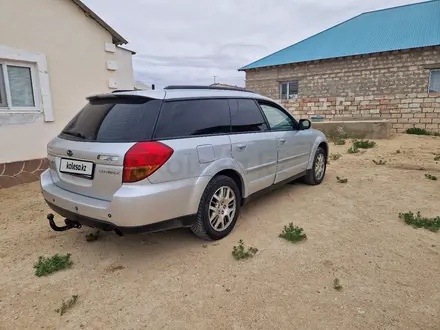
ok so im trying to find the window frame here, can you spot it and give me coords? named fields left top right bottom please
left=0, top=45, right=53, bottom=121
left=428, top=69, right=440, bottom=93
left=256, top=100, right=299, bottom=131
left=279, top=81, right=299, bottom=100
left=0, top=66, right=7, bottom=107
left=0, top=60, right=40, bottom=112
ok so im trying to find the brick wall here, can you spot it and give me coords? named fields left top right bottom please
left=245, top=47, right=440, bottom=99
left=280, top=93, right=440, bottom=133
left=244, top=46, right=440, bottom=132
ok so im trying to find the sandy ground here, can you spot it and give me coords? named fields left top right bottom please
left=0, top=134, right=439, bottom=330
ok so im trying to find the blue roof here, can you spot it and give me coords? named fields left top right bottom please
left=240, top=0, right=440, bottom=70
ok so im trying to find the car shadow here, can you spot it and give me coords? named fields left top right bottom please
left=65, top=181, right=308, bottom=260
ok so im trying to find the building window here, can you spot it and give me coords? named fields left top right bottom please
left=0, top=61, right=38, bottom=110
left=429, top=70, right=440, bottom=93
left=280, top=81, right=299, bottom=100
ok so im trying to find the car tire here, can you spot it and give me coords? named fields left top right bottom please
left=302, top=146, right=327, bottom=185
left=191, top=175, right=241, bottom=240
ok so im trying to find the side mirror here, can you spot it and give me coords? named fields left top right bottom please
left=299, top=119, right=311, bottom=130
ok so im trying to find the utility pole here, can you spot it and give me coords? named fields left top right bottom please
left=213, top=76, right=217, bottom=84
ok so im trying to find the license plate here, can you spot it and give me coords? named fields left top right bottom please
left=60, top=158, right=94, bottom=177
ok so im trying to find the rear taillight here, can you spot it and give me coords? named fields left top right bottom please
left=123, top=142, right=174, bottom=183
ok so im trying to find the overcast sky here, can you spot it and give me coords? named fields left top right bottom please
left=83, top=0, right=424, bottom=88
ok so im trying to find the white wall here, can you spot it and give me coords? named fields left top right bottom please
left=115, top=47, right=135, bottom=90
left=0, top=0, right=134, bottom=163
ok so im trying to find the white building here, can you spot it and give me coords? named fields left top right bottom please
left=0, top=0, right=135, bottom=188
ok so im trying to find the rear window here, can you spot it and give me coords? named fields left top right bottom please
left=154, top=99, right=230, bottom=139
left=60, top=97, right=161, bottom=142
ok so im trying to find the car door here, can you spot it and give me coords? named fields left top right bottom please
left=258, top=101, right=311, bottom=184
left=228, top=98, right=278, bottom=196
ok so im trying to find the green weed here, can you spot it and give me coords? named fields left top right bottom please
left=406, top=128, right=440, bottom=136
left=232, top=240, right=258, bottom=260
left=353, top=140, right=376, bottom=149
left=34, top=253, right=72, bottom=277
left=333, top=137, right=346, bottom=145
left=329, top=153, right=342, bottom=161
left=328, top=133, right=348, bottom=146
left=406, top=127, right=431, bottom=135
left=347, top=146, right=359, bottom=154
left=398, top=211, right=440, bottom=232
left=279, top=223, right=307, bottom=243
left=336, top=176, right=348, bottom=184
left=425, top=174, right=438, bottom=181
left=372, top=159, right=387, bottom=165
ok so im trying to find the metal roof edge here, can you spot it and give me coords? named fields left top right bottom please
left=240, top=45, right=440, bottom=71
left=71, top=0, right=128, bottom=45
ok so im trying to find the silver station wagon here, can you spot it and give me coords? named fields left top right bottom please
left=41, top=85, right=328, bottom=240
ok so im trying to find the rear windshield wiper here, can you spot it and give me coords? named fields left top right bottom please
left=62, top=130, right=86, bottom=139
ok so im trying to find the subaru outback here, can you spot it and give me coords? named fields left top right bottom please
left=41, top=85, right=328, bottom=240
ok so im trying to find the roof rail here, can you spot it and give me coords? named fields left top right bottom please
left=164, top=85, right=257, bottom=93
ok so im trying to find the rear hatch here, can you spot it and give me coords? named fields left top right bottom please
left=48, top=94, right=163, bottom=201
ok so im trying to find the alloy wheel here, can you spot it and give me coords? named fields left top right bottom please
left=208, top=186, right=236, bottom=232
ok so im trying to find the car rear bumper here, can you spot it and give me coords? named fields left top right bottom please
left=40, top=169, right=211, bottom=228
left=46, top=202, right=196, bottom=234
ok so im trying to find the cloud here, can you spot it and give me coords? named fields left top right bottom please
left=83, top=0, right=424, bottom=88
left=135, top=44, right=266, bottom=70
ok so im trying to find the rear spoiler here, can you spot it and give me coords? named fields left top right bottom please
left=86, top=93, right=162, bottom=103
left=87, top=90, right=165, bottom=102
left=86, top=93, right=117, bottom=101
left=111, top=89, right=136, bottom=93
left=86, top=90, right=137, bottom=101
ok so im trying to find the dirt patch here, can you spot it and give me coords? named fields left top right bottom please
left=0, top=134, right=439, bottom=329
left=105, top=264, right=125, bottom=273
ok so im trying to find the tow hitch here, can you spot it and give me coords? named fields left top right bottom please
left=47, top=213, right=82, bottom=232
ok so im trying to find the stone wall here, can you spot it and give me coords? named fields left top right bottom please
left=312, top=120, right=391, bottom=140
left=245, top=47, right=440, bottom=100
left=280, top=92, right=440, bottom=133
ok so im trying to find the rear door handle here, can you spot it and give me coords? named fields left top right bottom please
left=279, top=138, right=287, bottom=144
left=237, top=144, right=247, bottom=151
